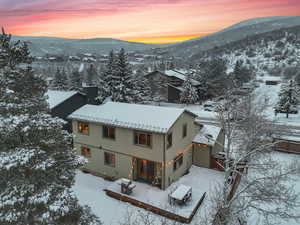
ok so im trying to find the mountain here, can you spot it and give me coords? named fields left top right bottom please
left=156, top=16, right=300, bottom=58
left=12, top=36, right=158, bottom=56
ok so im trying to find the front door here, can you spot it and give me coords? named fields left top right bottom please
left=137, top=159, right=155, bottom=183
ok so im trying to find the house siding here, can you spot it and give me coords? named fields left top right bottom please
left=72, top=111, right=199, bottom=189
left=164, top=113, right=199, bottom=187
left=192, top=128, right=225, bottom=168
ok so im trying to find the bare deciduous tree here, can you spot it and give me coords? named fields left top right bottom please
left=208, top=91, right=300, bottom=225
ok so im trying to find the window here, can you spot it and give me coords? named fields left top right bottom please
left=103, top=126, right=115, bottom=139
left=78, top=122, right=89, bottom=135
left=134, top=132, right=152, bottom=147
left=173, top=154, right=183, bottom=171
left=81, top=147, right=91, bottom=158
left=182, top=123, right=187, bottom=138
left=167, top=133, right=172, bottom=149
left=104, top=152, right=115, bottom=167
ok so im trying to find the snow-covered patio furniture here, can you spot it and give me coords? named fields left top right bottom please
left=117, top=178, right=136, bottom=195
left=168, top=184, right=192, bottom=205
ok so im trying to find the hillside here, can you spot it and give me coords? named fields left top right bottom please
left=194, top=24, right=300, bottom=78
left=155, top=16, right=300, bottom=57
left=12, top=36, right=158, bottom=56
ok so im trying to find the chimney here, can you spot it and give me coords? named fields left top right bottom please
left=83, top=86, right=98, bottom=105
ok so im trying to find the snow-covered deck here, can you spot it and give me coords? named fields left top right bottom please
left=73, top=166, right=223, bottom=225
left=105, top=166, right=223, bottom=221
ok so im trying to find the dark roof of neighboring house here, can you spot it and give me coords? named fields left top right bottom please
left=145, top=70, right=200, bottom=86
left=46, top=90, right=78, bottom=109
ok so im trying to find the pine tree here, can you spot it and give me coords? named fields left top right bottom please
left=0, top=28, right=32, bottom=69
left=101, top=50, right=116, bottom=98
left=232, top=60, right=253, bottom=86
left=131, top=74, right=151, bottom=103
left=0, top=31, right=101, bottom=225
left=69, top=70, right=82, bottom=91
left=86, top=64, right=97, bottom=86
left=180, top=74, right=199, bottom=104
left=112, top=48, right=134, bottom=103
left=52, top=67, right=68, bottom=91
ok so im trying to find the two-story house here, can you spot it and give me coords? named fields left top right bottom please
left=69, top=102, right=201, bottom=189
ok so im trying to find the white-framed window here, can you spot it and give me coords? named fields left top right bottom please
left=134, top=132, right=152, bottom=147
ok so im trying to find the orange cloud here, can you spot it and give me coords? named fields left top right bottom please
left=125, top=33, right=210, bottom=44
left=1, top=0, right=300, bottom=43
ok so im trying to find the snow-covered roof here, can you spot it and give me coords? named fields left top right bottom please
left=193, top=124, right=222, bottom=146
left=46, top=90, right=77, bottom=109
left=68, top=102, right=197, bottom=133
left=164, top=70, right=200, bottom=86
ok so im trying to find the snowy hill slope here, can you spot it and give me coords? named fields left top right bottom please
left=157, top=16, right=300, bottom=57
left=12, top=36, right=158, bottom=56
left=194, top=24, right=300, bottom=78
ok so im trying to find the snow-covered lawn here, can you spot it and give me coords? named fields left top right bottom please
left=73, top=166, right=224, bottom=225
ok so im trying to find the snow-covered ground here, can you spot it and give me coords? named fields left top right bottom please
left=255, top=75, right=300, bottom=128
left=73, top=166, right=224, bottom=225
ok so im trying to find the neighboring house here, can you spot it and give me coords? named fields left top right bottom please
left=46, top=87, right=98, bottom=131
left=68, top=102, right=224, bottom=189
left=144, top=70, right=201, bottom=103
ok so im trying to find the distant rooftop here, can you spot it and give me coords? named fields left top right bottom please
left=68, top=102, right=197, bottom=133
left=164, top=70, right=200, bottom=86
left=46, top=90, right=77, bottom=109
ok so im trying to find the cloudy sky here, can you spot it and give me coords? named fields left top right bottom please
left=1, top=0, right=299, bottom=43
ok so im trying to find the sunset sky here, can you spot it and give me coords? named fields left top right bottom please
left=1, top=0, right=300, bottom=44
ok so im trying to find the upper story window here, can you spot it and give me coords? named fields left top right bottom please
left=78, top=122, right=89, bottom=135
left=104, top=152, right=116, bottom=167
left=81, top=147, right=91, bottom=158
left=167, top=132, right=172, bottom=149
left=182, top=123, right=187, bottom=138
left=103, top=126, right=115, bottom=140
left=173, top=154, right=183, bottom=171
left=134, top=132, right=152, bottom=147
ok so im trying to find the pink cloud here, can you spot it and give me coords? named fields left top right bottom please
left=1, top=0, right=299, bottom=41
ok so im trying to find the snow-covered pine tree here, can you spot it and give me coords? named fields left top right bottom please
left=51, top=67, right=68, bottom=91
left=131, top=74, right=151, bottom=103
left=0, top=28, right=33, bottom=69
left=86, top=64, right=97, bottom=86
left=68, top=69, right=82, bottom=91
left=112, top=48, right=134, bottom=103
left=231, top=60, right=253, bottom=86
left=101, top=50, right=116, bottom=99
left=180, top=74, right=199, bottom=104
left=0, top=31, right=101, bottom=225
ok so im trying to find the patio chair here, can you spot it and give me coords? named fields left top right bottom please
left=121, top=180, right=136, bottom=195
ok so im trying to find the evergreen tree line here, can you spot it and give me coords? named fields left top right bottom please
left=0, top=30, right=101, bottom=225
left=192, top=57, right=254, bottom=100
left=52, top=49, right=151, bottom=104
